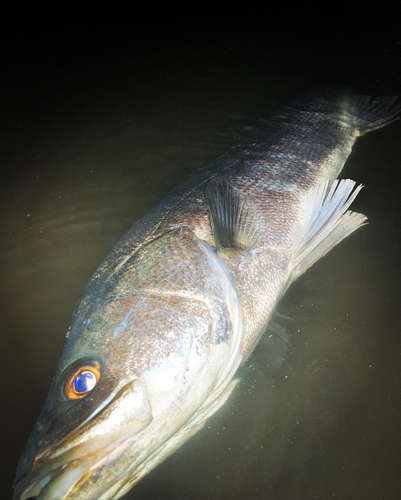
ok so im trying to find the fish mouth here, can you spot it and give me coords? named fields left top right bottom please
left=14, top=437, right=129, bottom=500
left=14, top=378, right=153, bottom=500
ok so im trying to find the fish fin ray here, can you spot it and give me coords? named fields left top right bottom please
left=206, top=177, right=260, bottom=252
left=350, top=94, right=401, bottom=135
left=291, top=179, right=367, bottom=282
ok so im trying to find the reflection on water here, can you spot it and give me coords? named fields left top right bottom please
left=2, top=62, right=401, bottom=500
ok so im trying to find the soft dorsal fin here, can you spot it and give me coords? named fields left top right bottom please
left=205, top=177, right=260, bottom=253
left=350, top=94, right=401, bottom=135
left=291, top=179, right=367, bottom=283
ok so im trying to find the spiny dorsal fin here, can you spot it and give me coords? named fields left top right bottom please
left=205, top=177, right=260, bottom=253
left=291, top=179, right=367, bottom=283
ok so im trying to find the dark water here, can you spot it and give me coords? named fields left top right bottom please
left=1, top=11, right=401, bottom=500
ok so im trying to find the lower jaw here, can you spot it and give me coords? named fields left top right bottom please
left=17, top=439, right=129, bottom=500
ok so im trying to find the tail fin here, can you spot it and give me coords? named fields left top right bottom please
left=350, top=95, right=401, bottom=135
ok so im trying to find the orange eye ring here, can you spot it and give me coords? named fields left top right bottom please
left=63, top=361, right=101, bottom=400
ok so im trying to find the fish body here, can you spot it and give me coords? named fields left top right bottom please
left=14, top=90, right=400, bottom=500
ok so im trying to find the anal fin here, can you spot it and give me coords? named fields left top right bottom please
left=291, top=179, right=367, bottom=283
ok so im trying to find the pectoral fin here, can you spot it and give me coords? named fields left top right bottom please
left=291, top=179, right=367, bottom=283
left=205, top=177, right=260, bottom=253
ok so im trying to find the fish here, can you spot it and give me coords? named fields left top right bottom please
left=13, top=89, right=400, bottom=500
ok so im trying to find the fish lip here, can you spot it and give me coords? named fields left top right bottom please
left=14, top=376, right=149, bottom=500
left=13, top=437, right=128, bottom=500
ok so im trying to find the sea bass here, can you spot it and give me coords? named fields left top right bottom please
left=14, top=90, right=400, bottom=500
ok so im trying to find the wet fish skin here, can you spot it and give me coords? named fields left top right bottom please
left=14, top=90, right=400, bottom=500
left=14, top=226, right=243, bottom=500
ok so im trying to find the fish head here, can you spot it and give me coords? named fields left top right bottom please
left=14, top=226, right=242, bottom=500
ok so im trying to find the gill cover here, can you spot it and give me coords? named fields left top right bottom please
left=14, top=226, right=243, bottom=500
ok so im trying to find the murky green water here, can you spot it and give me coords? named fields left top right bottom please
left=2, top=58, right=401, bottom=499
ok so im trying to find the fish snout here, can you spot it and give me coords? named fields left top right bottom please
left=13, top=378, right=153, bottom=500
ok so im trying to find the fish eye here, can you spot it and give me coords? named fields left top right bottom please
left=63, top=361, right=101, bottom=400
